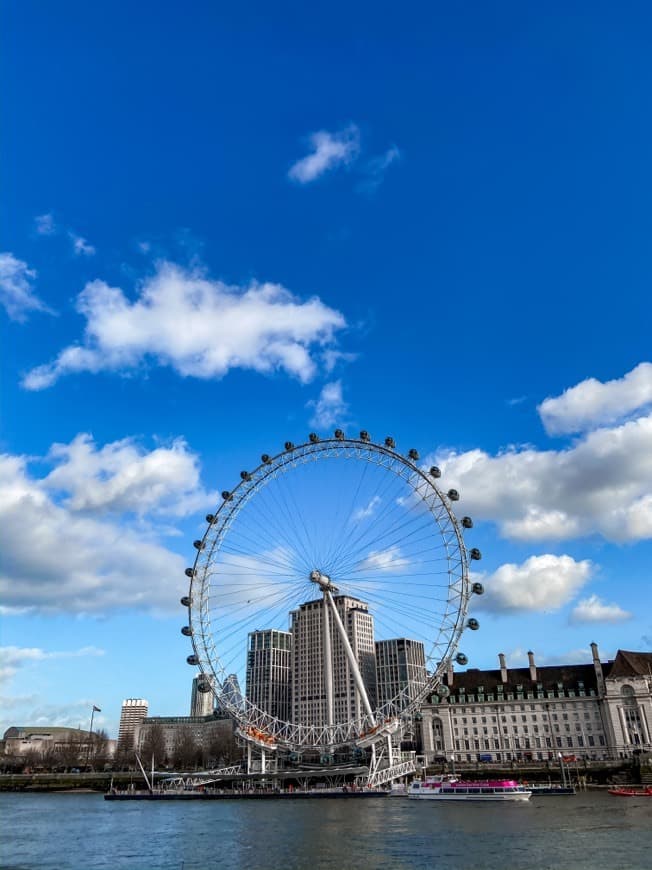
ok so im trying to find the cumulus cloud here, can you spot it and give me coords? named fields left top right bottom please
left=570, top=595, right=632, bottom=624
left=35, top=213, right=56, bottom=236
left=0, top=252, right=53, bottom=322
left=289, top=125, right=360, bottom=183
left=69, top=233, right=96, bottom=256
left=0, top=646, right=104, bottom=684
left=475, top=554, right=593, bottom=613
left=430, top=414, right=652, bottom=543
left=359, top=545, right=409, bottom=572
left=306, top=380, right=350, bottom=429
left=22, top=262, right=346, bottom=390
left=357, top=146, right=401, bottom=193
left=33, top=213, right=96, bottom=256
left=43, top=433, right=215, bottom=516
left=538, top=363, right=652, bottom=435
left=353, top=495, right=382, bottom=522
left=0, top=436, right=213, bottom=614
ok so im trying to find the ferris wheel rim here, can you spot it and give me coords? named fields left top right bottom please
left=184, top=433, right=474, bottom=751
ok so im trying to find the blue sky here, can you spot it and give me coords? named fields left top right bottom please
left=1, top=1, right=651, bottom=740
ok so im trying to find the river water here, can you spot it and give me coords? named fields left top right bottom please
left=1, top=791, right=650, bottom=870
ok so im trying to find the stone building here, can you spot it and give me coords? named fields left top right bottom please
left=420, top=644, right=652, bottom=764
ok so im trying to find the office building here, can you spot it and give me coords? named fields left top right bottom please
left=376, top=638, right=427, bottom=709
left=190, top=674, right=216, bottom=717
left=246, top=629, right=292, bottom=721
left=291, top=595, right=377, bottom=727
left=117, top=698, right=148, bottom=748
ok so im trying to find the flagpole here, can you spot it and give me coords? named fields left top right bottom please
left=87, top=705, right=101, bottom=770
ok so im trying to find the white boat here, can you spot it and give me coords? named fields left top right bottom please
left=408, top=775, right=531, bottom=802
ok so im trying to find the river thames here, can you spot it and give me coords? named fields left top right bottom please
left=1, top=791, right=650, bottom=869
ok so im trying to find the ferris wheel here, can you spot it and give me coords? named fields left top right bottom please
left=181, top=430, right=483, bottom=756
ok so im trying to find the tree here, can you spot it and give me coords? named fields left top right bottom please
left=114, top=731, right=134, bottom=770
left=141, top=723, right=167, bottom=768
left=171, top=727, right=200, bottom=770
left=57, top=732, right=84, bottom=770
left=206, top=729, right=240, bottom=767
left=90, top=728, right=110, bottom=769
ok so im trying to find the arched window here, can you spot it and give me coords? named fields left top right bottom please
left=432, top=716, right=444, bottom=751
left=621, top=685, right=635, bottom=705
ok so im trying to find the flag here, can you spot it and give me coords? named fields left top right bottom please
left=93, top=705, right=102, bottom=712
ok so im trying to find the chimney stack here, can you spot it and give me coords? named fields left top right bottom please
left=498, top=652, right=507, bottom=683
left=591, top=641, right=605, bottom=696
left=447, top=661, right=454, bottom=687
left=528, top=650, right=537, bottom=682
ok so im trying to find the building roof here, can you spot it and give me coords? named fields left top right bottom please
left=3, top=726, right=91, bottom=740
left=446, top=663, right=599, bottom=693
left=608, top=650, right=652, bottom=679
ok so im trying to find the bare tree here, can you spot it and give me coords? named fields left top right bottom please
left=171, top=727, right=199, bottom=770
left=56, top=733, right=85, bottom=770
left=114, top=732, right=135, bottom=771
left=141, top=723, right=167, bottom=768
left=90, top=728, right=110, bottom=769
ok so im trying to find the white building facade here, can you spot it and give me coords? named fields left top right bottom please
left=420, top=644, right=652, bottom=764
left=118, top=698, right=149, bottom=748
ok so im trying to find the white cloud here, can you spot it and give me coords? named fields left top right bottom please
left=358, top=146, right=401, bottom=193
left=359, top=545, right=409, bottom=572
left=33, top=213, right=97, bottom=256
left=0, top=646, right=104, bottom=684
left=22, top=261, right=346, bottom=390
left=538, top=362, right=652, bottom=435
left=289, top=125, right=360, bottom=183
left=43, top=433, right=215, bottom=516
left=503, top=646, right=598, bottom=667
left=69, top=232, right=96, bottom=257
left=0, top=252, right=53, bottom=322
left=0, top=437, right=209, bottom=614
left=570, top=595, right=632, bottom=624
left=307, top=380, right=349, bottom=429
left=353, top=495, right=382, bottom=522
left=430, top=413, right=652, bottom=543
left=475, top=554, right=593, bottom=613
left=35, top=213, right=56, bottom=236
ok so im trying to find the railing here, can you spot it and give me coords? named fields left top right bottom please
left=366, top=759, right=417, bottom=789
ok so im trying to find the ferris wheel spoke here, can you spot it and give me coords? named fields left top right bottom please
left=331, top=499, right=443, bottom=575
left=187, top=434, right=474, bottom=751
left=321, top=456, right=401, bottom=574
left=333, top=519, right=442, bottom=580
left=232, top=488, right=313, bottom=574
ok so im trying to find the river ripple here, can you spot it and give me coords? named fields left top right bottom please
left=1, top=791, right=650, bottom=870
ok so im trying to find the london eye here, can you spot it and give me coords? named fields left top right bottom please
left=181, top=431, right=483, bottom=772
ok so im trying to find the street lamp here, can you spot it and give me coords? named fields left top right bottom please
left=87, top=705, right=101, bottom=769
left=557, top=752, right=567, bottom=787
left=450, top=754, right=456, bottom=777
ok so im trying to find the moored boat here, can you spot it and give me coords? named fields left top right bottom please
left=408, top=775, right=531, bottom=802
left=529, top=784, right=576, bottom=796
left=608, top=786, right=652, bottom=797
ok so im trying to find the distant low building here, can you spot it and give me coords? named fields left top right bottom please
left=2, top=726, right=93, bottom=758
left=420, top=644, right=652, bottom=765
